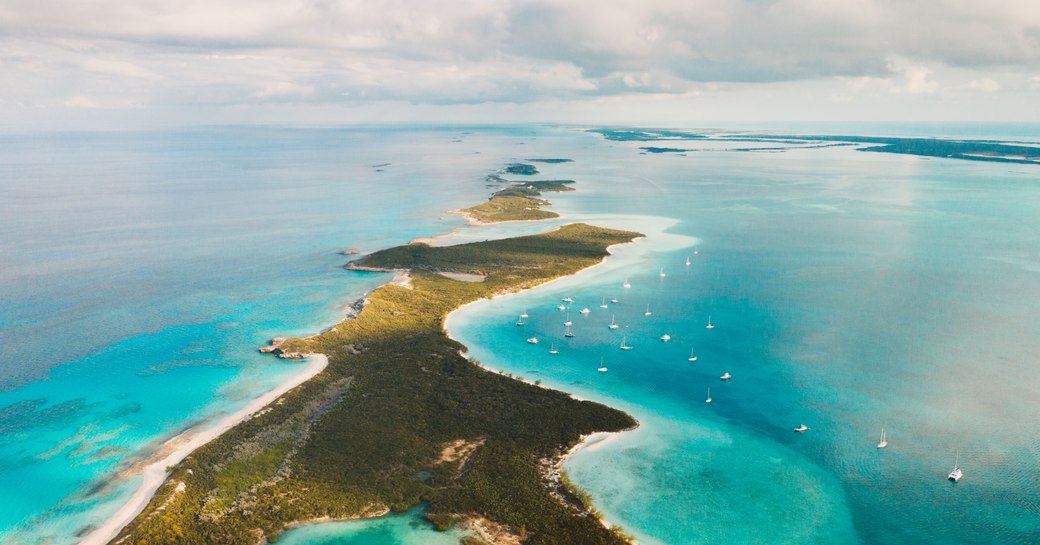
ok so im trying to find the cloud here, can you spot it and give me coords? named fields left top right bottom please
left=1, top=0, right=1039, bottom=126
left=63, top=95, right=100, bottom=108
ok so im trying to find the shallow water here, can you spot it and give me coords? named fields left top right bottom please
left=3, top=125, right=1039, bottom=544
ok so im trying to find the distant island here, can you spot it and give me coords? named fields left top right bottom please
left=457, top=177, right=576, bottom=224
left=590, top=128, right=1040, bottom=165
left=110, top=165, right=641, bottom=545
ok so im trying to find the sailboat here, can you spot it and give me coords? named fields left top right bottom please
left=688, top=348, right=698, bottom=362
left=610, top=297, right=620, bottom=303
left=705, top=387, right=712, bottom=404
left=661, top=334, right=671, bottom=342
left=793, top=424, right=809, bottom=433
left=515, top=314, right=525, bottom=326
left=608, top=315, right=619, bottom=329
left=659, top=268, right=666, bottom=278
left=527, top=337, right=539, bottom=344
left=877, top=428, right=888, bottom=449
left=564, top=325, right=575, bottom=338
left=549, top=343, right=558, bottom=355
left=619, top=336, right=632, bottom=350
left=563, top=315, right=573, bottom=327
left=597, top=357, right=608, bottom=373
left=694, top=247, right=699, bottom=255
left=562, top=297, right=575, bottom=303
left=644, top=304, right=652, bottom=317
left=520, top=309, right=529, bottom=319
left=720, top=372, right=731, bottom=381
left=948, top=451, right=963, bottom=482
left=600, top=297, right=608, bottom=309
left=623, top=279, right=631, bottom=289
left=557, top=304, right=567, bottom=311
left=580, top=307, right=591, bottom=315
left=705, top=315, right=715, bottom=329
left=685, top=256, right=691, bottom=267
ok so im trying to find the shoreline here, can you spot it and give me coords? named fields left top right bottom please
left=79, top=354, right=329, bottom=545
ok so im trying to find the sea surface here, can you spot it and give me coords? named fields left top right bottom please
left=3, top=124, right=1040, bottom=544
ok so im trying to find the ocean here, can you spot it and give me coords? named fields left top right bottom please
left=2, top=125, right=1039, bottom=544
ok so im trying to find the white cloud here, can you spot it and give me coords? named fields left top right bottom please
left=255, top=81, right=315, bottom=99
left=968, top=78, right=1001, bottom=92
left=63, top=95, right=100, bottom=108
left=82, top=59, right=158, bottom=80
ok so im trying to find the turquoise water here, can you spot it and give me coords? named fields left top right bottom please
left=276, top=506, right=469, bottom=545
left=0, top=126, right=546, bottom=543
left=447, top=132, right=1040, bottom=544
left=2, top=125, right=1039, bottom=544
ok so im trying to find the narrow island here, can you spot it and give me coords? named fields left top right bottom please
left=457, top=177, right=576, bottom=224
left=110, top=167, right=642, bottom=545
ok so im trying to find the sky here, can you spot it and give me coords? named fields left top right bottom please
left=1, top=0, right=1038, bottom=130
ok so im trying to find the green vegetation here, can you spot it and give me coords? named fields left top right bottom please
left=460, top=179, right=575, bottom=223
left=504, top=163, right=539, bottom=175
left=640, top=147, right=689, bottom=153
left=731, top=135, right=1040, bottom=164
left=112, top=223, right=642, bottom=545
left=589, top=128, right=706, bottom=141
left=526, top=158, right=573, bottom=163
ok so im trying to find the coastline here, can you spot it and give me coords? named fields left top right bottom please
left=80, top=354, right=328, bottom=545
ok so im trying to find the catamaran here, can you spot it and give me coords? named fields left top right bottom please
left=688, top=348, right=698, bottom=362
left=706, top=315, right=715, bottom=329
left=527, top=337, right=539, bottom=345
left=580, top=307, right=591, bottom=315
left=877, top=428, right=888, bottom=449
left=620, top=336, right=632, bottom=350
left=557, top=304, right=567, bottom=311
left=610, top=297, right=620, bottom=303
left=720, top=372, right=731, bottom=381
left=563, top=314, right=573, bottom=327
left=608, top=315, right=619, bottom=329
left=705, top=387, right=712, bottom=404
left=549, top=343, right=558, bottom=355
left=793, top=424, right=809, bottom=433
left=948, top=451, right=963, bottom=482
left=562, top=297, right=574, bottom=303
left=661, top=334, right=671, bottom=342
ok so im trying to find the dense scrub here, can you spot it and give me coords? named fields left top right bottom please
left=113, top=223, right=642, bottom=545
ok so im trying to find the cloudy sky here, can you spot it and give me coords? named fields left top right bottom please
left=1, top=0, right=1038, bottom=129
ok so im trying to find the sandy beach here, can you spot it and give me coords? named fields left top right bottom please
left=79, top=354, right=328, bottom=545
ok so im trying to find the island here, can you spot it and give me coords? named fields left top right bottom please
left=110, top=168, right=642, bottom=545
left=457, top=179, right=576, bottom=224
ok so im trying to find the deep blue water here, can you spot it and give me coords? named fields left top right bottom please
left=2, top=125, right=1039, bottom=544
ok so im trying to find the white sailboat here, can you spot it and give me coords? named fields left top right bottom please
left=549, top=343, right=558, bottom=355
left=948, top=451, right=963, bottom=482
left=659, top=268, right=666, bottom=278
left=600, top=297, right=608, bottom=309
left=720, top=372, right=731, bottom=381
left=661, top=334, right=671, bottom=342
left=563, top=314, right=573, bottom=327
left=793, top=424, right=809, bottom=433
left=623, top=279, right=631, bottom=289
left=580, top=307, right=591, bottom=315
left=557, top=304, right=567, bottom=311
left=620, top=336, right=632, bottom=350
left=877, top=428, right=888, bottom=449
left=706, top=315, right=715, bottom=329
left=527, top=337, right=539, bottom=345
left=610, top=297, right=620, bottom=303
left=705, top=387, right=712, bottom=404
left=597, top=357, right=608, bottom=373
left=685, top=256, right=691, bottom=267
left=520, top=309, right=529, bottom=319
left=694, top=247, right=699, bottom=255
left=564, top=325, right=575, bottom=338
left=688, top=349, right=698, bottom=362
left=608, top=315, right=619, bottom=329
left=516, top=314, right=526, bottom=326
left=644, top=304, right=652, bottom=316
left=562, top=297, right=574, bottom=303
